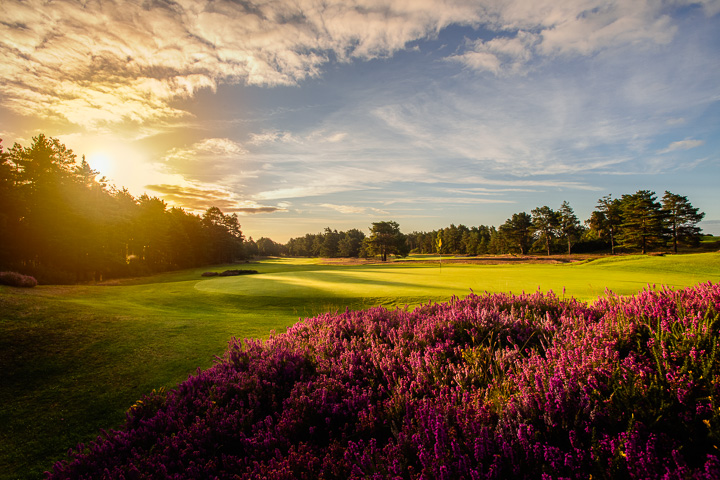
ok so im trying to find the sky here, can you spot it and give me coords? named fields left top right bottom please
left=1, top=0, right=719, bottom=242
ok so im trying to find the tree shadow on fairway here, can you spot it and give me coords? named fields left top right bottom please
left=194, top=269, right=448, bottom=299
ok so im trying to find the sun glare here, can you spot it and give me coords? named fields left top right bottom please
left=88, top=152, right=114, bottom=178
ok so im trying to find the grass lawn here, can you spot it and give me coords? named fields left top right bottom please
left=1, top=253, right=719, bottom=479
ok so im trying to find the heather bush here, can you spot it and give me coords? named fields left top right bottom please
left=0, top=271, right=38, bottom=288
left=48, top=283, right=720, bottom=479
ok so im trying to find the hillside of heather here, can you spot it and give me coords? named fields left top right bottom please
left=49, top=283, right=720, bottom=479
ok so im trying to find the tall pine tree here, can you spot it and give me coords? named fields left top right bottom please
left=588, top=195, right=623, bottom=254
left=558, top=201, right=582, bottom=254
left=618, top=190, right=666, bottom=254
left=662, top=191, right=704, bottom=253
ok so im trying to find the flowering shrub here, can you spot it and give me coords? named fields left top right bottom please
left=48, top=283, right=720, bottom=479
left=0, top=271, right=38, bottom=288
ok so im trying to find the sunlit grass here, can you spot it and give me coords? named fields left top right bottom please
left=197, top=253, right=720, bottom=302
left=1, top=253, right=719, bottom=479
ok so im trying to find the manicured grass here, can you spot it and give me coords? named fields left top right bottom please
left=1, top=253, right=719, bottom=479
left=198, top=253, right=720, bottom=303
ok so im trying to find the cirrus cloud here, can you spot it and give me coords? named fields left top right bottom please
left=657, top=138, right=705, bottom=154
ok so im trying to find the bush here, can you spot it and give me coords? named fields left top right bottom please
left=219, top=269, right=259, bottom=276
left=0, top=271, right=38, bottom=288
left=201, top=269, right=259, bottom=277
left=48, top=283, right=720, bottom=479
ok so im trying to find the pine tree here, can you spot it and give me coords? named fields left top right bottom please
left=500, top=212, right=533, bottom=255
left=531, top=206, right=559, bottom=256
left=662, top=191, right=704, bottom=253
left=588, top=195, right=623, bottom=254
left=618, top=190, right=666, bottom=254
left=365, top=221, right=406, bottom=261
left=558, top=201, right=583, bottom=254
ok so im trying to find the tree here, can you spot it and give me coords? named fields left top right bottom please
left=618, top=190, right=666, bottom=254
left=338, top=229, right=365, bottom=257
left=320, top=227, right=341, bottom=258
left=587, top=195, right=622, bottom=254
left=202, top=206, right=244, bottom=263
left=256, top=237, right=284, bottom=256
left=531, top=206, right=559, bottom=256
left=499, top=212, right=533, bottom=255
left=365, top=221, right=406, bottom=261
left=0, top=139, right=21, bottom=267
left=662, top=191, right=704, bottom=253
left=558, top=201, right=583, bottom=254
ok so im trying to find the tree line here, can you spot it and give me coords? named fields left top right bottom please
left=0, top=135, right=245, bottom=283
left=1, top=135, right=709, bottom=282
left=284, top=221, right=410, bottom=260
left=284, top=194, right=705, bottom=259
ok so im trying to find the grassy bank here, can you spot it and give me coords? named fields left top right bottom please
left=1, top=253, right=719, bottom=478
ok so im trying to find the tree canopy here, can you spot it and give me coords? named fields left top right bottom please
left=662, top=191, right=705, bottom=253
left=0, top=135, right=246, bottom=283
left=364, top=221, right=408, bottom=261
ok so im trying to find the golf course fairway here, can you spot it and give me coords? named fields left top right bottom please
left=1, top=252, right=720, bottom=479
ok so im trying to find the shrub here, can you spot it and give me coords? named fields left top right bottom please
left=218, top=269, right=259, bottom=276
left=202, top=270, right=259, bottom=277
left=48, top=283, right=720, bottom=479
left=0, top=271, right=38, bottom=288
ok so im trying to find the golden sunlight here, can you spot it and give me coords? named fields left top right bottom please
left=87, top=151, right=114, bottom=178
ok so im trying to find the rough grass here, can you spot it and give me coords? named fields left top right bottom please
left=1, top=253, right=719, bottom=479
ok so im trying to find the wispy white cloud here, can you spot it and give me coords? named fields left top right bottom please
left=319, top=203, right=389, bottom=215
left=323, top=132, right=348, bottom=143
left=448, top=31, right=538, bottom=75
left=657, top=138, right=705, bottom=154
left=2, top=0, right=711, bottom=129
left=320, top=203, right=367, bottom=214
left=382, top=196, right=516, bottom=206
left=248, top=130, right=301, bottom=145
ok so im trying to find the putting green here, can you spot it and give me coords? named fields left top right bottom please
left=195, top=253, right=720, bottom=302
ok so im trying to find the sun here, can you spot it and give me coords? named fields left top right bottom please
left=87, top=151, right=115, bottom=178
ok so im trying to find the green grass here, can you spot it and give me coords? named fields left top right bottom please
left=1, top=253, right=720, bottom=479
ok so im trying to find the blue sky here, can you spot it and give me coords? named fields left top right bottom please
left=1, top=0, right=719, bottom=241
